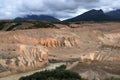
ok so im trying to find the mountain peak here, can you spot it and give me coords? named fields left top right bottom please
left=64, top=9, right=116, bottom=22
left=84, top=9, right=104, bottom=15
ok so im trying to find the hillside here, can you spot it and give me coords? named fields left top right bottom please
left=0, top=21, right=58, bottom=31
left=106, top=9, right=120, bottom=19
left=0, top=22, right=120, bottom=80
left=64, top=9, right=120, bottom=22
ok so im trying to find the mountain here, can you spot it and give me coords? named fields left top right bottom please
left=64, top=9, right=118, bottom=22
left=106, top=9, right=120, bottom=19
left=14, top=15, right=60, bottom=21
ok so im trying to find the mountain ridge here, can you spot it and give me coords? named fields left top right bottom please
left=14, top=15, right=60, bottom=22
left=64, top=9, right=120, bottom=22
left=14, top=9, right=120, bottom=22
left=106, top=9, right=120, bottom=19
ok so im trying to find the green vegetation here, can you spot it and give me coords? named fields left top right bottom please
left=19, top=65, right=84, bottom=80
left=0, top=21, right=22, bottom=31
left=19, top=64, right=120, bottom=80
left=34, top=22, right=55, bottom=28
left=0, top=22, right=5, bottom=30
left=54, top=21, right=70, bottom=26
left=6, top=22, right=22, bottom=31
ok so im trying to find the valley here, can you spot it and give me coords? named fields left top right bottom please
left=0, top=21, right=120, bottom=80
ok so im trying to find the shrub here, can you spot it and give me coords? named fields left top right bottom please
left=34, top=22, right=55, bottom=28
left=54, top=22, right=70, bottom=26
left=6, top=22, right=22, bottom=31
left=0, top=22, right=5, bottom=30
left=19, top=65, right=84, bottom=80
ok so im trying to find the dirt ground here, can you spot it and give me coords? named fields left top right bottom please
left=0, top=22, right=120, bottom=79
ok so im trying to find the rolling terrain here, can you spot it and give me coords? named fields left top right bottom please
left=0, top=21, right=120, bottom=80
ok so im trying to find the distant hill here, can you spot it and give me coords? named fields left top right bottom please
left=106, top=9, right=120, bottom=19
left=64, top=9, right=119, bottom=22
left=14, top=15, right=60, bottom=22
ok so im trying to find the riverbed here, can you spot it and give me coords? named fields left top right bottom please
left=0, top=63, right=65, bottom=80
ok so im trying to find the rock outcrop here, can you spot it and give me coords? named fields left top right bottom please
left=39, top=37, right=78, bottom=48
left=0, top=44, right=48, bottom=77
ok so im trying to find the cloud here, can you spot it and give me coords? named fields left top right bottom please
left=0, top=0, right=120, bottom=20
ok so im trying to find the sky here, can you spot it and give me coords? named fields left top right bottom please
left=0, top=0, right=120, bottom=20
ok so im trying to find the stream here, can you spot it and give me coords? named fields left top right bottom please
left=0, top=63, right=65, bottom=80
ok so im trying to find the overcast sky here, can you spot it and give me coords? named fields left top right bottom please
left=0, top=0, right=120, bottom=20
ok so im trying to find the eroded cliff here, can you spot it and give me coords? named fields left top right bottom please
left=0, top=44, right=48, bottom=77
